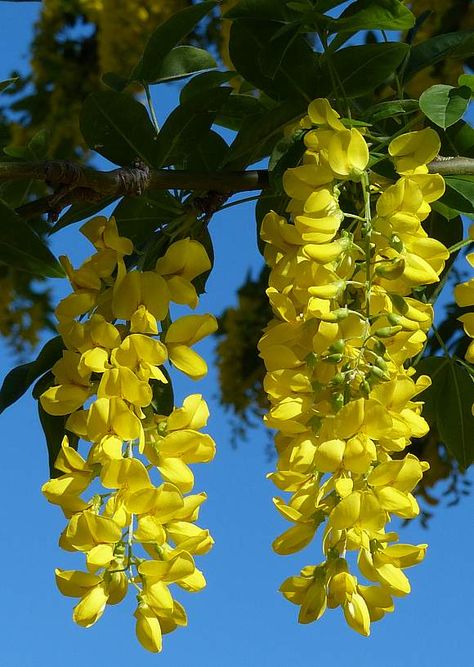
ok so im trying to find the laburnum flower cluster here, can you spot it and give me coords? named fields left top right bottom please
left=259, top=99, right=449, bottom=636
left=40, top=215, right=217, bottom=653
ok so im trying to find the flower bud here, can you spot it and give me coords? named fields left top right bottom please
left=373, top=325, right=403, bottom=338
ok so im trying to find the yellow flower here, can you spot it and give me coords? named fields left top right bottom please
left=358, top=584, right=394, bottom=621
left=80, top=216, right=133, bottom=256
left=455, top=278, right=474, bottom=307
left=155, top=238, right=211, bottom=308
left=307, top=98, right=345, bottom=130
left=388, top=128, right=440, bottom=175
left=283, top=163, right=334, bottom=201
left=60, top=255, right=102, bottom=292
left=134, top=603, right=163, bottom=653
left=40, top=377, right=91, bottom=417
left=165, top=314, right=218, bottom=379
left=112, top=265, right=170, bottom=334
left=327, top=128, right=369, bottom=180
left=272, top=497, right=323, bottom=554
left=261, top=98, right=434, bottom=637
left=76, top=397, right=143, bottom=444
left=111, top=333, right=168, bottom=382
left=42, top=213, right=216, bottom=652
left=97, top=366, right=153, bottom=408
left=42, top=437, right=93, bottom=514
left=73, top=582, right=109, bottom=627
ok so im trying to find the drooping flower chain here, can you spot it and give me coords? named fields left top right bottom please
left=41, top=216, right=217, bottom=653
left=259, top=99, right=448, bottom=635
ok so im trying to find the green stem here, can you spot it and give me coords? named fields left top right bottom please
left=319, top=30, right=351, bottom=120
left=344, top=212, right=366, bottom=222
left=432, top=324, right=451, bottom=357
left=218, top=194, right=261, bottom=211
left=448, top=239, right=472, bottom=254
left=145, top=84, right=160, bottom=135
left=372, top=114, right=422, bottom=153
left=361, top=171, right=373, bottom=318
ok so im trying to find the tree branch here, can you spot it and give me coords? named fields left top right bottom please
left=428, top=156, right=474, bottom=176
left=0, top=160, right=270, bottom=219
left=0, top=156, right=472, bottom=220
left=0, top=160, right=270, bottom=194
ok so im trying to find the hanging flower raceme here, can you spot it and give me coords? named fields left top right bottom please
left=259, top=99, right=447, bottom=636
left=40, top=216, right=217, bottom=653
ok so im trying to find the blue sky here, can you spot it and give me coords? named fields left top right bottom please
left=0, top=4, right=473, bottom=666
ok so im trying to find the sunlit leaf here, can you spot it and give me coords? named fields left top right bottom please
left=0, top=336, right=64, bottom=414
left=419, top=84, right=471, bottom=129
left=0, top=200, right=64, bottom=278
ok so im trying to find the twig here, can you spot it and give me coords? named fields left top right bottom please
left=428, top=156, right=474, bottom=176
left=0, top=155, right=472, bottom=220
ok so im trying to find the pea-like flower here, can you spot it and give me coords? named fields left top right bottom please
left=41, top=217, right=217, bottom=652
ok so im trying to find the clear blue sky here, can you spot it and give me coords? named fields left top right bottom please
left=0, top=4, right=472, bottom=666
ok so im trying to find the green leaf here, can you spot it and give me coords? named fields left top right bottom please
left=4, top=128, right=49, bottom=161
left=258, top=23, right=302, bottom=78
left=150, top=367, right=174, bottom=416
left=50, top=195, right=119, bottom=234
left=415, top=356, right=447, bottom=423
left=38, top=403, right=79, bottom=478
left=318, top=42, right=409, bottom=98
left=0, top=77, right=18, bottom=94
left=101, top=72, right=130, bottom=92
left=3, top=145, right=29, bottom=159
left=370, top=157, right=398, bottom=181
left=141, top=232, right=176, bottom=272
left=423, top=211, right=463, bottom=300
left=229, top=20, right=319, bottom=102
left=419, top=84, right=471, bottom=129
left=269, top=132, right=305, bottom=193
left=0, top=200, right=64, bottom=278
left=431, top=200, right=460, bottom=222
left=148, top=46, right=216, bottom=84
left=226, top=98, right=306, bottom=168
left=180, top=71, right=236, bottom=104
left=438, top=360, right=474, bottom=470
left=321, top=0, right=358, bottom=10
left=364, top=99, right=419, bottom=123
left=458, top=73, right=474, bottom=94
left=442, top=176, right=474, bottom=216
left=215, top=94, right=263, bottom=131
left=80, top=91, right=158, bottom=166
left=32, top=371, right=55, bottom=401
left=136, top=1, right=216, bottom=83
left=113, top=192, right=184, bottom=246
left=183, top=130, right=229, bottom=171
left=444, top=120, right=474, bottom=158
left=191, top=224, right=214, bottom=296
left=424, top=211, right=463, bottom=251
left=0, top=336, right=64, bottom=414
left=450, top=31, right=474, bottom=60
left=28, top=129, right=49, bottom=159
left=404, top=31, right=474, bottom=81
left=416, top=356, right=474, bottom=469
left=224, top=0, right=297, bottom=21
left=153, top=87, right=232, bottom=167
left=328, top=0, right=415, bottom=34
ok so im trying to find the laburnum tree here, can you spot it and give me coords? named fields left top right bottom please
left=0, top=0, right=473, bottom=653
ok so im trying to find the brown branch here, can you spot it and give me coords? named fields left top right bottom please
left=0, top=160, right=269, bottom=193
left=0, top=156, right=472, bottom=220
left=0, top=160, right=269, bottom=219
left=428, top=156, right=474, bottom=176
